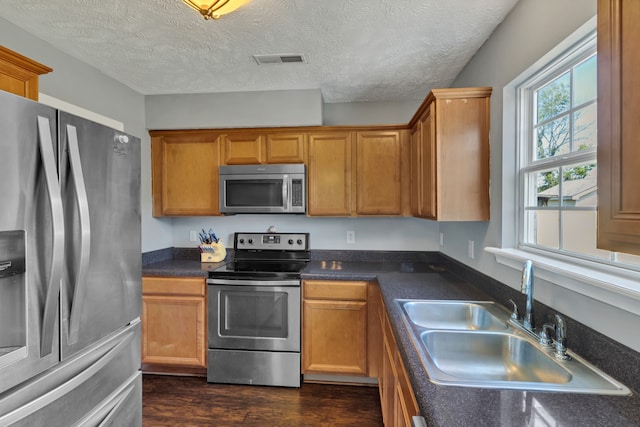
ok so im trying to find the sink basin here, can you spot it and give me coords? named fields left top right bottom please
left=421, top=330, right=571, bottom=384
left=400, top=300, right=508, bottom=331
left=395, top=299, right=631, bottom=395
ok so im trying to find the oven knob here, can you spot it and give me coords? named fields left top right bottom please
left=297, top=239, right=303, bottom=245
left=239, top=239, right=244, bottom=244
left=288, top=239, right=294, bottom=245
left=248, top=239, right=253, bottom=244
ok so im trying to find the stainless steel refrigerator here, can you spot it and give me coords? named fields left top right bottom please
left=0, top=90, right=142, bottom=426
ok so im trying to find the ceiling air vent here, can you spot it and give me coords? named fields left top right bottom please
left=253, top=54, right=306, bottom=65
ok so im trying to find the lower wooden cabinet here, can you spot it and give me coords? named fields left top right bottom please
left=302, top=280, right=369, bottom=376
left=302, top=279, right=419, bottom=425
left=378, top=292, right=420, bottom=426
left=141, top=276, right=207, bottom=375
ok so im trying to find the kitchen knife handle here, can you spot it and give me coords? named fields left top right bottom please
left=37, top=116, right=65, bottom=357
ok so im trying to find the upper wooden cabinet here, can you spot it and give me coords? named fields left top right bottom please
left=410, top=108, right=437, bottom=219
left=222, top=132, right=263, bottom=164
left=265, top=132, right=307, bottom=164
left=307, top=129, right=408, bottom=216
left=223, top=131, right=306, bottom=165
left=409, top=87, right=492, bottom=221
left=307, top=131, right=354, bottom=216
left=151, top=131, right=222, bottom=217
left=0, top=46, right=52, bottom=101
left=148, top=87, right=487, bottom=219
left=355, top=131, right=406, bottom=215
left=597, top=0, right=640, bottom=255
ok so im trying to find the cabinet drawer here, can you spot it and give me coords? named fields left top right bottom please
left=142, top=276, right=205, bottom=296
left=303, top=280, right=368, bottom=301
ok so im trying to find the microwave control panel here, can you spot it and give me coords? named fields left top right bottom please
left=291, top=179, right=303, bottom=207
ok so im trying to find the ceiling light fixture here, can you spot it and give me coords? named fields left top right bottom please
left=183, top=0, right=251, bottom=20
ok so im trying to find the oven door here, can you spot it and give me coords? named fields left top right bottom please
left=207, top=279, right=300, bottom=352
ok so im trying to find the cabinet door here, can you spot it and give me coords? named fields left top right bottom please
left=367, top=284, right=383, bottom=379
left=141, top=277, right=207, bottom=370
left=381, top=313, right=396, bottom=426
left=409, top=121, right=422, bottom=217
left=355, top=130, right=403, bottom=215
left=307, top=132, right=353, bottom=216
left=380, top=294, right=420, bottom=427
left=597, top=0, right=640, bottom=255
left=419, top=107, right=437, bottom=219
left=433, top=91, right=490, bottom=221
left=396, top=348, right=420, bottom=426
left=151, top=133, right=221, bottom=216
left=223, top=132, right=263, bottom=164
left=302, top=280, right=368, bottom=376
left=265, top=132, right=307, bottom=164
left=302, top=299, right=368, bottom=375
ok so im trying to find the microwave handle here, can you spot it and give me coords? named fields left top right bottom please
left=282, top=175, right=289, bottom=209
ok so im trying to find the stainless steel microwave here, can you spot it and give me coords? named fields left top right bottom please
left=219, top=164, right=306, bottom=214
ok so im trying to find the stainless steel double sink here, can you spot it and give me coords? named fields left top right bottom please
left=396, top=300, right=631, bottom=395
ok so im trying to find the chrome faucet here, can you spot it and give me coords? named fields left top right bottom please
left=521, top=260, right=535, bottom=332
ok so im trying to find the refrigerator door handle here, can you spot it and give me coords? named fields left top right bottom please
left=65, top=124, right=92, bottom=345
left=36, top=116, right=65, bottom=357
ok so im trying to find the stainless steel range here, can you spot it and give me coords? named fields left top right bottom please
left=206, top=232, right=309, bottom=387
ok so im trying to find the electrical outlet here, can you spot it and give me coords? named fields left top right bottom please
left=468, top=240, right=475, bottom=259
left=189, top=230, right=198, bottom=242
left=439, top=232, right=444, bottom=246
left=346, top=230, right=356, bottom=244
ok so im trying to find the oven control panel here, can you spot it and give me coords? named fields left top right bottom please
left=234, top=232, right=309, bottom=251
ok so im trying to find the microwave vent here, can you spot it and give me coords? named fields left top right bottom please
left=253, top=54, right=306, bottom=65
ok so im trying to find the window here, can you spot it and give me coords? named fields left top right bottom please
left=516, top=31, right=640, bottom=270
left=488, top=17, right=640, bottom=322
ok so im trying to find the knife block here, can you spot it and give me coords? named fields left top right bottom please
left=200, top=242, right=226, bottom=263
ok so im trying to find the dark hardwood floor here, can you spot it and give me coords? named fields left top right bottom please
left=142, top=374, right=384, bottom=426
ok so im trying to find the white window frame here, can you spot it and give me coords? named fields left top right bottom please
left=486, top=17, right=640, bottom=318
left=517, top=36, right=598, bottom=259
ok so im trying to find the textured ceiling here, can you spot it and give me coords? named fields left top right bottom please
left=0, top=0, right=519, bottom=103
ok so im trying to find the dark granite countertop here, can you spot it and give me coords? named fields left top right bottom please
left=143, top=249, right=640, bottom=426
left=303, top=261, right=640, bottom=427
left=142, top=258, right=224, bottom=278
left=142, top=247, right=227, bottom=278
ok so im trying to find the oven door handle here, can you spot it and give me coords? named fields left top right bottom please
left=207, top=278, right=300, bottom=287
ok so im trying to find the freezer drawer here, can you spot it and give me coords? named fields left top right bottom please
left=0, top=321, right=141, bottom=426
left=74, top=372, right=142, bottom=427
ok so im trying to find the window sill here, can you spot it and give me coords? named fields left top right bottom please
left=484, top=247, right=640, bottom=317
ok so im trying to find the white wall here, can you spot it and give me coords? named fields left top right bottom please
left=446, top=0, right=640, bottom=353
left=145, top=90, right=323, bottom=129
left=172, top=216, right=439, bottom=252
left=0, top=17, right=173, bottom=253
left=323, top=100, right=421, bottom=126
